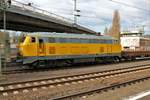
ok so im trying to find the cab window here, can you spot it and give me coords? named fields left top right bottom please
left=39, top=38, right=44, bottom=44
left=31, top=37, right=36, bottom=43
left=20, top=36, right=26, bottom=43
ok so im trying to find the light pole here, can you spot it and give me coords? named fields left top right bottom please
left=3, top=7, right=6, bottom=33
left=0, top=0, right=9, bottom=75
left=0, top=0, right=7, bottom=31
left=0, top=0, right=5, bottom=77
left=0, top=49, right=1, bottom=76
left=73, top=0, right=80, bottom=27
left=74, top=0, right=77, bottom=25
left=3, top=0, right=7, bottom=71
left=142, top=25, right=145, bottom=34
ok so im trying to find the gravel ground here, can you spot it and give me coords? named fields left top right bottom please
left=1, top=60, right=150, bottom=84
left=1, top=66, right=150, bottom=100
left=85, top=77, right=150, bottom=100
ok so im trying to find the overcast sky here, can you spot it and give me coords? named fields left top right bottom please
left=16, top=0, right=150, bottom=34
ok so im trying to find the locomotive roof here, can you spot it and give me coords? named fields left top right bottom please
left=26, top=32, right=117, bottom=40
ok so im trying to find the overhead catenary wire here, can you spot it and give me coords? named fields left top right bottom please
left=108, top=0, right=150, bottom=12
left=13, top=0, right=150, bottom=32
left=14, top=0, right=148, bottom=21
left=55, top=11, right=147, bottom=21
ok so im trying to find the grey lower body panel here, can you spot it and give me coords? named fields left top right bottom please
left=22, top=53, right=121, bottom=64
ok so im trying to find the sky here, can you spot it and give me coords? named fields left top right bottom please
left=15, top=0, right=150, bottom=34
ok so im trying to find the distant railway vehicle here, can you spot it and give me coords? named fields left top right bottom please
left=18, top=33, right=121, bottom=67
left=121, top=36, right=150, bottom=59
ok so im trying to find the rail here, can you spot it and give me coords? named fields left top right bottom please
left=0, top=65, right=150, bottom=96
left=53, top=77, right=150, bottom=100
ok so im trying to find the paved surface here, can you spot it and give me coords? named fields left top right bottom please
left=140, top=95, right=150, bottom=100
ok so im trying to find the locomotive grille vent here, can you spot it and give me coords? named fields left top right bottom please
left=100, top=47, right=104, bottom=53
left=49, top=47, right=56, bottom=54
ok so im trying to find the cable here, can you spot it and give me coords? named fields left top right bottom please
left=108, top=0, right=150, bottom=12
left=57, top=11, right=146, bottom=21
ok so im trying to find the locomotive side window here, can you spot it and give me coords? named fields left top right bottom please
left=39, top=39, right=44, bottom=44
left=58, top=38, right=66, bottom=43
left=116, top=40, right=118, bottom=43
left=39, top=37, right=49, bottom=43
left=100, top=40, right=104, bottom=43
left=49, top=37, right=55, bottom=43
left=45, top=36, right=115, bottom=44
left=31, top=37, right=36, bottom=43
left=109, top=40, right=113, bottom=44
left=69, top=38, right=78, bottom=43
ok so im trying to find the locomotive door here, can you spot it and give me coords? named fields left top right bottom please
left=107, top=45, right=112, bottom=53
left=38, top=38, right=45, bottom=56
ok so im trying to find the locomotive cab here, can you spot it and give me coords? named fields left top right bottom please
left=18, top=35, right=46, bottom=57
left=17, top=35, right=46, bottom=65
left=19, top=36, right=37, bottom=57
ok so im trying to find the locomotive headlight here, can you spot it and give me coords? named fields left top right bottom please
left=18, top=44, right=23, bottom=56
left=19, top=48, right=23, bottom=56
left=20, top=48, right=23, bottom=52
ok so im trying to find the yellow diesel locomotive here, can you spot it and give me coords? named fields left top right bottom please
left=18, top=33, right=121, bottom=67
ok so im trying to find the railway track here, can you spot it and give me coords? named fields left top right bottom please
left=3, top=58, right=150, bottom=75
left=53, top=77, right=150, bottom=100
left=0, top=64, right=150, bottom=97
